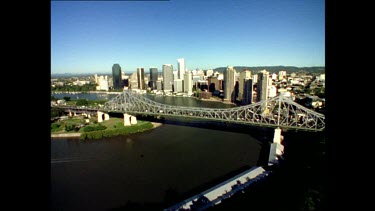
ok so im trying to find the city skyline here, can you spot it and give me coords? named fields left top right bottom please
left=51, top=0, right=325, bottom=74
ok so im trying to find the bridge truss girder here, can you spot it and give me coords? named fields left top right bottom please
left=102, top=90, right=325, bottom=131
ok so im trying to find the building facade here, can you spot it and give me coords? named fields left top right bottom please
left=177, top=58, right=186, bottom=80
left=149, top=67, right=158, bottom=90
left=137, top=67, right=145, bottom=90
left=162, top=64, right=173, bottom=92
left=257, top=70, right=269, bottom=102
left=112, top=64, right=122, bottom=89
left=238, top=69, right=252, bottom=101
left=224, top=66, right=236, bottom=102
left=184, top=71, right=193, bottom=96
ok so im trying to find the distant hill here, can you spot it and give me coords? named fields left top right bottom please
left=213, top=66, right=325, bottom=74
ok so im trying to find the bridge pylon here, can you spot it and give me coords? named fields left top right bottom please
left=268, top=127, right=285, bottom=166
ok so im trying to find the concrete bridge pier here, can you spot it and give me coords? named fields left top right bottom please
left=130, top=116, right=137, bottom=125
left=268, top=127, right=285, bottom=166
left=97, top=111, right=110, bottom=123
left=124, top=113, right=131, bottom=126
left=123, top=114, right=137, bottom=126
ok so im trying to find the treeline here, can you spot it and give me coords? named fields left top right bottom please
left=51, top=84, right=97, bottom=92
left=80, top=122, right=153, bottom=140
left=213, top=66, right=325, bottom=74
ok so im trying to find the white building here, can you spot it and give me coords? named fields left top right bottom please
left=206, top=69, right=214, bottom=77
left=278, top=71, right=287, bottom=80
left=268, top=85, right=277, bottom=98
left=177, top=58, right=186, bottom=80
left=320, top=74, right=325, bottom=81
left=271, top=73, right=277, bottom=80
left=184, top=71, right=193, bottom=96
left=174, top=79, right=184, bottom=93
left=252, top=74, right=258, bottom=84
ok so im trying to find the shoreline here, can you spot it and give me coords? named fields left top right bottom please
left=51, top=121, right=163, bottom=138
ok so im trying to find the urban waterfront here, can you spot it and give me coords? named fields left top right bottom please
left=51, top=93, right=269, bottom=211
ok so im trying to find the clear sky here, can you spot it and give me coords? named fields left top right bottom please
left=51, top=0, right=325, bottom=74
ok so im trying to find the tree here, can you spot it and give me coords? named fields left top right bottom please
left=63, top=96, right=71, bottom=101
left=76, top=99, right=89, bottom=106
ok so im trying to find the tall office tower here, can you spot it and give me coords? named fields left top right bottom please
left=137, top=67, right=145, bottom=90
left=257, top=70, right=270, bottom=102
left=149, top=67, right=158, bottom=90
left=184, top=71, right=193, bottom=96
left=162, top=64, right=173, bottom=92
left=238, top=69, right=252, bottom=101
left=173, top=79, right=184, bottom=93
left=224, top=66, right=236, bottom=102
left=243, top=78, right=253, bottom=105
left=112, top=64, right=122, bottom=89
left=177, top=58, right=186, bottom=80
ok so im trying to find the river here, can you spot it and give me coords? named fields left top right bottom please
left=51, top=92, right=271, bottom=211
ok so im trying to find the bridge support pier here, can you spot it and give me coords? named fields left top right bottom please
left=130, top=116, right=137, bottom=125
left=124, top=113, right=131, bottom=126
left=268, top=127, right=285, bottom=166
left=97, top=111, right=103, bottom=123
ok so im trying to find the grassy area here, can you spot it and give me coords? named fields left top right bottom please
left=80, top=118, right=153, bottom=140
left=51, top=116, right=88, bottom=133
left=51, top=116, right=154, bottom=139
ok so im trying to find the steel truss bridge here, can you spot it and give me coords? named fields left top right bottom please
left=101, top=90, right=325, bottom=131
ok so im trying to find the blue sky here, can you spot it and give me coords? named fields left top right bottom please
left=51, top=0, right=325, bottom=74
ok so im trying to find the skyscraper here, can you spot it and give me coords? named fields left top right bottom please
left=149, top=67, right=158, bottom=90
left=257, top=70, right=269, bottom=102
left=238, top=69, right=252, bottom=101
left=137, top=67, right=145, bottom=90
left=243, top=79, right=253, bottom=105
left=184, top=71, right=193, bottom=96
left=224, top=66, right=236, bottom=102
left=177, top=58, right=186, bottom=80
left=112, top=64, right=122, bottom=89
left=162, top=64, right=173, bottom=92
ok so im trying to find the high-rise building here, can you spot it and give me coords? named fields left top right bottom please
left=243, top=79, right=253, bottom=105
left=112, top=64, right=122, bottom=89
left=149, top=67, right=158, bottom=90
left=184, top=71, right=193, bottom=96
left=137, top=67, right=145, bottom=90
left=257, top=70, right=269, bottom=102
left=207, top=76, right=219, bottom=93
left=177, top=58, right=186, bottom=80
left=224, top=66, right=236, bottom=102
left=162, top=64, right=173, bottom=92
left=238, top=69, right=252, bottom=101
left=174, top=79, right=184, bottom=93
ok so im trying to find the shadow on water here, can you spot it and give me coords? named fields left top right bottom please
left=108, top=165, right=253, bottom=211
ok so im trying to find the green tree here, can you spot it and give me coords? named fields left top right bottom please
left=76, top=99, right=89, bottom=106
left=63, top=96, right=71, bottom=101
